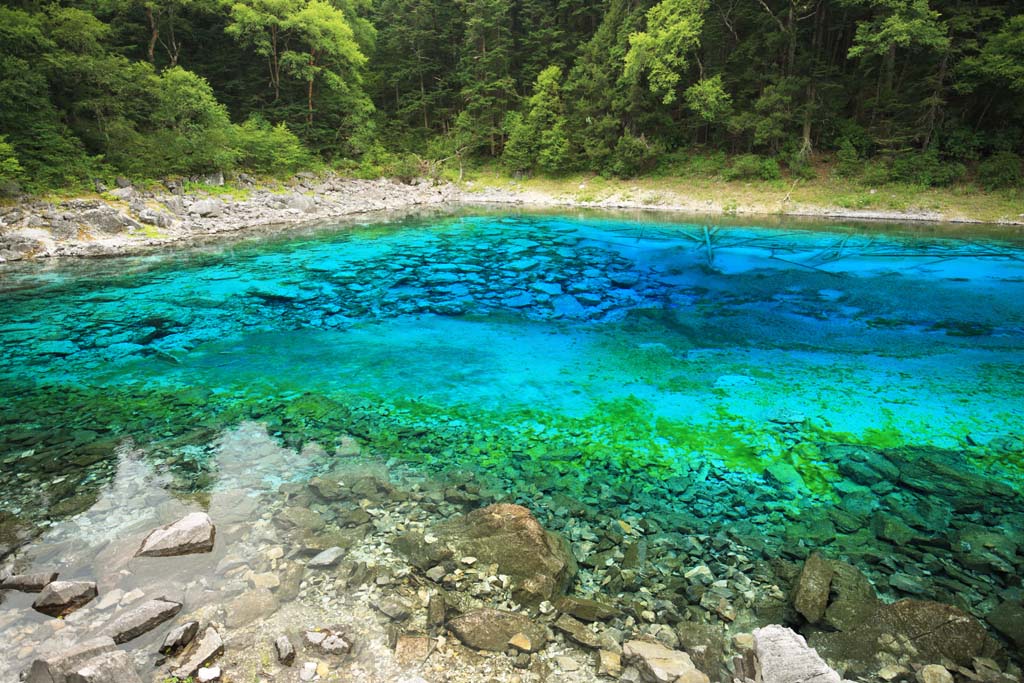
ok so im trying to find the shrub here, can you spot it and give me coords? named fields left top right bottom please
left=234, top=116, right=312, bottom=176
left=889, top=149, right=964, bottom=186
left=724, top=154, right=780, bottom=181
left=834, top=138, right=862, bottom=178
left=977, top=151, right=1023, bottom=189
left=0, top=135, right=23, bottom=194
left=608, top=133, right=659, bottom=178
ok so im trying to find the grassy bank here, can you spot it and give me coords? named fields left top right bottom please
left=460, top=166, right=1024, bottom=225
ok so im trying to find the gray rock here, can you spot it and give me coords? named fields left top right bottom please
left=66, top=651, right=143, bottom=683
left=26, top=637, right=116, bottom=683
left=136, top=512, right=215, bottom=557
left=753, top=625, right=842, bottom=683
left=275, top=635, right=296, bottom=666
left=793, top=552, right=832, bottom=624
left=1, top=570, right=59, bottom=592
left=160, top=620, right=200, bottom=654
left=307, top=546, right=345, bottom=568
left=225, top=588, right=279, bottom=628
left=172, top=627, right=224, bottom=680
left=79, top=208, right=128, bottom=234
left=305, top=629, right=350, bottom=654
left=102, top=598, right=182, bottom=644
left=448, top=608, right=547, bottom=652
left=190, top=199, right=224, bottom=217
left=107, top=187, right=134, bottom=201
left=285, top=194, right=316, bottom=212
left=33, top=580, right=98, bottom=617
left=114, top=176, right=131, bottom=188
left=917, top=665, right=954, bottom=683
left=137, top=209, right=173, bottom=228
left=374, top=596, right=412, bottom=621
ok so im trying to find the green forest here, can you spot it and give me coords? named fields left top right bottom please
left=1, top=0, right=1023, bottom=193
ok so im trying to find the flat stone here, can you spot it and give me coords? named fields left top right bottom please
left=622, top=640, right=702, bottom=683
left=917, top=665, right=954, bottom=683
left=555, top=656, right=580, bottom=671
left=554, top=613, right=613, bottom=650
left=793, top=552, right=833, bottom=624
left=102, top=598, right=182, bottom=644
left=448, top=608, right=547, bottom=652
left=161, top=620, right=200, bottom=654
left=33, top=580, right=98, bottom=617
left=374, top=596, right=412, bottom=621
left=226, top=588, right=279, bottom=627
left=136, top=512, right=215, bottom=557
left=598, top=650, right=622, bottom=678
left=250, top=572, right=280, bottom=590
left=555, top=595, right=623, bottom=622
left=275, top=635, right=296, bottom=665
left=753, top=625, right=841, bottom=683
left=307, top=546, right=345, bottom=568
left=66, top=650, right=143, bottom=683
left=26, top=636, right=116, bottom=683
left=394, top=635, right=430, bottom=665
left=2, top=570, right=59, bottom=592
left=277, top=506, right=325, bottom=532
left=172, top=627, right=224, bottom=680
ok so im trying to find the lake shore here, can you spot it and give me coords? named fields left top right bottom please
left=1, top=173, right=1022, bottom=262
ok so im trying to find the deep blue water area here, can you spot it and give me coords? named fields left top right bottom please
left=2, top=209, right=1024, bottom=634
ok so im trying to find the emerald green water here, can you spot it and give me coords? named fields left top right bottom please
left=1, top=210, right=1023, bottom=654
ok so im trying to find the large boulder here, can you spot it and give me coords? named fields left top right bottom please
left=792, top=552, right=832, bottom=624
left=447, top=608, right=547, bottom=652
left=136, top=512, right=215, bottom=557
left=26, top=637, right=116, bottom=683
left=2, top=570, right=59, bottom=592
left=438, top=504, right=576, bottom=605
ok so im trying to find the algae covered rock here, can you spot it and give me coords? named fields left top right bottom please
left=792, top=552, right=832, bottom=624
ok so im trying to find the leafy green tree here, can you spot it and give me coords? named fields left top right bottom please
left=457, top=0, right=517, bottom=156
left=623, top=0, right=708, bottom=104
left=684, top=74, right=731, bottom=122
left=502, top=65, right=570, bottom=172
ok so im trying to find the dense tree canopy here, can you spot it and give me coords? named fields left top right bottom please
left=0, top=0, right=1021, bottom=191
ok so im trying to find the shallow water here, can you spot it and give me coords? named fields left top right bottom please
left=2, top=209, right=1024, bottom=678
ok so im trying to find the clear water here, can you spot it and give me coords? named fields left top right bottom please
left=1, top=209, right=1023, bottom=675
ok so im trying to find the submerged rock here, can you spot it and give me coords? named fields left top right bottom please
left=439, top=503, right=576, bottom=605
left=136, top=512, right=215, bottom=557
left=101, top=598, right=182, bottom=644
left=793, top=552, right=832, bottom=624
left=987, top=600, right=1024, bottom=649
left=622, top=639, right=708, bottom=683
left=753, top=625, right=845, bottom=683
left=25, top=636, right=116, bottom=683
left=2, top=570, right=59, bottom=592
left=33, top=580, right=98, bottom=617
left=447, top=608, right=547, bottom=652
left=307, top=546, right=346, bottom=568
left=275, top=635, right=296, bottom=666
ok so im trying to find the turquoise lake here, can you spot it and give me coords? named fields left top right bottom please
left=1, top=209, right=1024, bottom=671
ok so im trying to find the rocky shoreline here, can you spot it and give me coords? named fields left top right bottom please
left=2, top=438, right=1022, bottom=683
left=2, top=173, right=1022, bottom=263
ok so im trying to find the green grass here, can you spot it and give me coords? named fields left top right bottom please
left=462, top=164, right=1024, bottom=225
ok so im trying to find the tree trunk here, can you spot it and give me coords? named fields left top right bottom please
left=307, top=51, right=316, bottom=126
left=146, top=6, right=159, bottom=64
left=271, top=25, right=280, bottom=101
